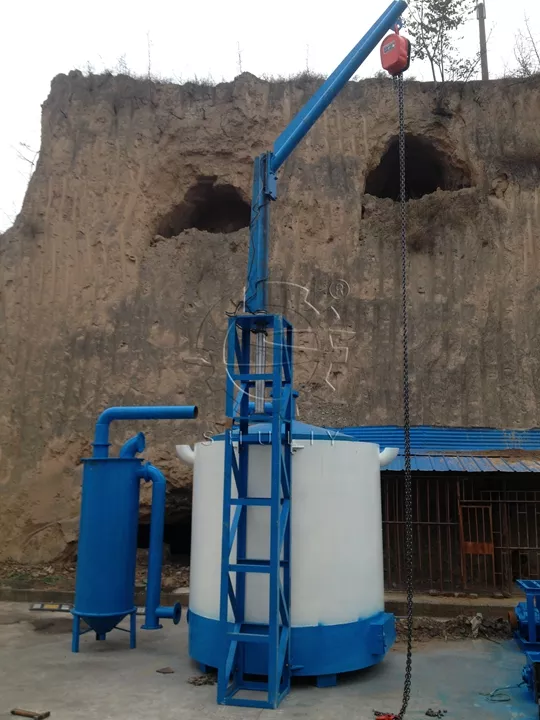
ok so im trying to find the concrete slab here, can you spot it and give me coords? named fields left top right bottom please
left=0, top=602, right=534, bottom=719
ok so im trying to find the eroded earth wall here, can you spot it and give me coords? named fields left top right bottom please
left=1, top=71, right=540, bottom=560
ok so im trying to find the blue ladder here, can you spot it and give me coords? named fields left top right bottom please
left=217, top=314, right=294, bottom=709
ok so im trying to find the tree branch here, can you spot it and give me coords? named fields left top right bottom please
left=525, top=17, right=540, bottom=68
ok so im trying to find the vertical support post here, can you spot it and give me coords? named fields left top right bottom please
left=72, top=615, right=80, bottom=653
left=282, top=320, right=293, bottom=694
left=130, top=609, right=137, bottom=649
left=218, top=427, right=236, bottom=703
left=245, top=155, right=272, bottom=314
left=235, top=322, right=251, bottom=686
left=267, top=316, right=283, bottom=707
left=528, top=592, right=537, bottom=644
left=255, top=329, right=266, bottom=413
left=477, top=2, right=489, bottom=81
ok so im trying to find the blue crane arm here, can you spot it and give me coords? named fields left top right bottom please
left=272, top=1, right=408, bottom=173
left=244, top=0, right=407, bottom=314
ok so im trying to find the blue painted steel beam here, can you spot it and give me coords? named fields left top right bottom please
left=244, top=154, right=272, bottom=314
left=244, top=0, right=408, bottom=313
left=218, top=314, right=293, bottom=707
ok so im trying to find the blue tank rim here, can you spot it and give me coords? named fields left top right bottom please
left=80, top=457, right=145, bottom=463
left=212, top=420, right=362, bottom=443
left=72, top=606, right=137, bottom=618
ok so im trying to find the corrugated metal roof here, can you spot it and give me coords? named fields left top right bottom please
left=337, top=426, right=540, bottom=473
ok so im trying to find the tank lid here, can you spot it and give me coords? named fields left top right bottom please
left=213, top=420, right=355, bottom=442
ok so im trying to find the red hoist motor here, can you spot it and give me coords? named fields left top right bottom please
left=380, top=25, right=411, bottom=76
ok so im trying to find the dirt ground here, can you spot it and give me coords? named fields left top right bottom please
left=0, top=551, right=190, bottom=593
left=0, top=601, right=531, bottom=720
left=395, top=614, right=512, bottom=642
left=0, top=557, right=513, bottom=645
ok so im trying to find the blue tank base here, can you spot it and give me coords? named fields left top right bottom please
left=188, top=610, right=396, bottom=679
left=71, top=608, right=137, bottom=652
left=199, top=663, right=213, bottom=674
left=316, top=674, right=337, bottom=688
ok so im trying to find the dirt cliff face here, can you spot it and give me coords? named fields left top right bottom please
left=1, top=70, right=540, bottom=561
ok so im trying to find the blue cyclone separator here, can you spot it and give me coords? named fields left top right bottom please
left=71, top=405, right=197, bottom=652
left=72, top=457, right=143, bottom=648
left=189, top=610, right=396, bottom=686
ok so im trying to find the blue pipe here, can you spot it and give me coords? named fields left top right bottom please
left=271, top=0, right=408, bottom=172
left=93, top=405, right=198, bottom=458
left=119, top=432, right=146, bottom=458
left=139, top=463, right=182, bottom=630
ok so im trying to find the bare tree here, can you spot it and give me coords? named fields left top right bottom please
left=514, top=18, right=540, bottom=77
left=237, top=42, right=243, bottom=75
left=14, top=142, right=39, bottom=182
left=147, top=31, right=152, bottom=79
left=406, top=0, right=479, bottom=82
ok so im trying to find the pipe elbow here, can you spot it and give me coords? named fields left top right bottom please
left=379, top=447, right=399, bottom=468
left=95, top=409, right=113, bottom=428
left=93, top=407, right=121, bottom=457
left=119, top=432, right=146, bottom=458
left=142, top=603, right=182, bottom=630
left=176, top=445, right=195, bottom=466
left=143, top=463, right=166, bottom=486
left=93, top=405, right=198, bottom=458
left=157, top=603, right=182, bottom=625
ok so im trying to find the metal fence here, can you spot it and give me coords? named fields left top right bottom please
left=381, top=473, right=540, bottom=594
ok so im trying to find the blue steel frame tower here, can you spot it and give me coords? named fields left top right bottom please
left=218, top=315, right=294, bottom=708
left=217, top=1, right=408, bottom=708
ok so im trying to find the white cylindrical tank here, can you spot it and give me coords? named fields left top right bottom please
left=183, top=421, right=398, bottom=680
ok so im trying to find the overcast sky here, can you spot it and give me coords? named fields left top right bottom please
left=0, top=0, right=538, bottom=231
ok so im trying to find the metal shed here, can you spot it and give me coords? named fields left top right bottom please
left=341, top=427, right=540, bottom=595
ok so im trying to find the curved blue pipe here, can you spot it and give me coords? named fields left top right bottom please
left=119, top=432, right=146, bottom=458
left=93, top=405, right=198, bottom=457
left=139, top=463, right=181, bottom=630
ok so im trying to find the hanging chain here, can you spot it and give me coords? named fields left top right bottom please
left=397, top=71, right=413, bottom=720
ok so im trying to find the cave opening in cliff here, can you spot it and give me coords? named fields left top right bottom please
left=137, top=519, right=191, bottom=560
left=157, top=177, right=250, bottom=237
left=364, top=135, right=471, bottom=201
